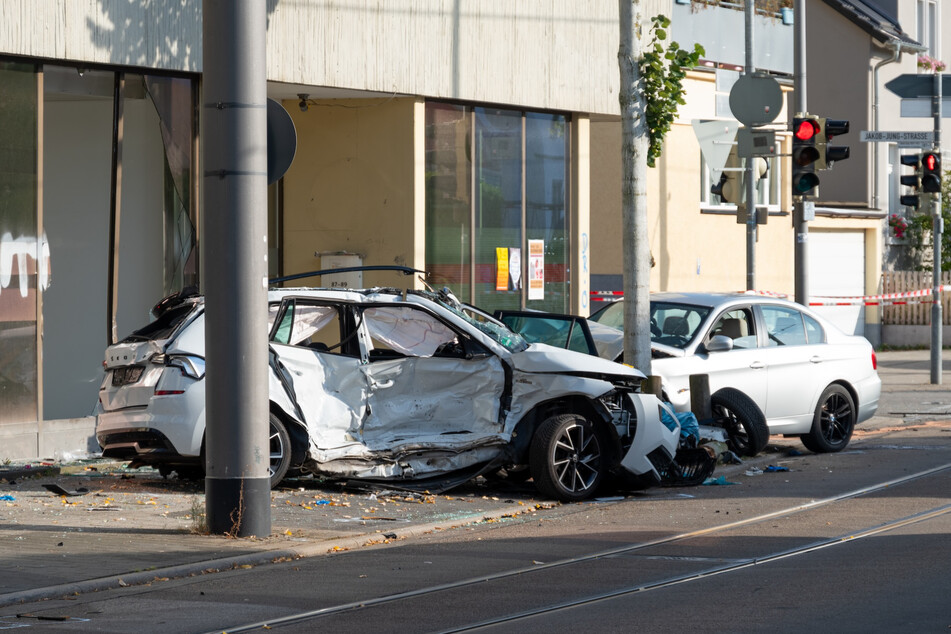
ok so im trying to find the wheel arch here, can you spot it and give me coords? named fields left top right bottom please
left=269, top=402, right=309, bottom=466
left=509, top=395, right=622, bottom=466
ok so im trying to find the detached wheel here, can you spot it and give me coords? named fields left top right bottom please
left=711, top=387, right=769, bottom=457
left=530, top=414, right=606, bottom=502
left=801, top=384, right=855, bottom=453
left=269, top=413, right=292, bottom=488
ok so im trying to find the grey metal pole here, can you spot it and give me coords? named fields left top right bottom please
left=744, top=0, right=756, bottom=290
left=793, top=0, right=808, bottom=305
left=931, top=72, right=943, bottom=384
left=202, top=0, right=271, bottom=536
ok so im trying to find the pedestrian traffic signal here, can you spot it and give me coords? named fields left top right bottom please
left=899, top=153, right=921, bottom=210
left=921, top=151, right=942, bottom=193
left=791, top=115, right=821, bottom=197
left=817, top=118, right=850, bottom=170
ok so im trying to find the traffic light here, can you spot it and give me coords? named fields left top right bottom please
left=791, top=115, right=821, bottom=197
left=899, top=153, right=921, bottom=210
left=817, top=118, right=850, bottom=170
left=921, top=151, right=942, bottom=193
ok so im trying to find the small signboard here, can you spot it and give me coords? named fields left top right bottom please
left=898, top=98, right=951, bottom=118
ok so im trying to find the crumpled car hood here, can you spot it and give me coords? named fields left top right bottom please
left=510, top=343, right=645, bottom=379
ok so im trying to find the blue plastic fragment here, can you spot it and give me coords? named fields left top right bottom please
left=702, top=476, right=737, bottom=486
left=0, top=495, right=15, bottom=501
left=765, top=465, right=789, bottom=472
left=314, top=500, right=330, bottom=505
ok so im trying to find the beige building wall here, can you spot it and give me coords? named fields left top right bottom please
left=590, top=69, right=882, bottom=301
left=280, top=97, right=423, bottom=289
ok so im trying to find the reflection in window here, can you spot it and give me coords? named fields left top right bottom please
left=762, top=306, right=807, bottom=346
left=425, top=102, right=571, bottom=315
left=0, top=61, right=39, bottom=424
left=145, top=76, right=197, bottom=294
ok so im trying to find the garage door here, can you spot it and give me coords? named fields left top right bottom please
left=807, top=230, right=866, bottom=336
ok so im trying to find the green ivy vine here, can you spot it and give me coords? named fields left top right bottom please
left=639, top=15, right=705, bottom=168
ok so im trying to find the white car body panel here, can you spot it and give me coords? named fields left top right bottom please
left=620, top=395, right=679, bottom=477
left=590, top=293, right=882, bottom=436
left=96, top=286, right=678, bottom=491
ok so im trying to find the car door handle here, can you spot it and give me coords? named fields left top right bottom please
left=809, top=356, right=822, bottom=364
left=749, top=361, right=766, bottom=370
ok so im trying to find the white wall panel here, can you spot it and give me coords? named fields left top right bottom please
left=0, top=0, right=654, bottom=115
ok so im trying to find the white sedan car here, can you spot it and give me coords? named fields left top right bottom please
left=587, top=293, right=882, bottom=455
left=95, top=284, right=683, bottom=501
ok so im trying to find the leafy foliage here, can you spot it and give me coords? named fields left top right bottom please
left=639, top=15, right=705, bottom=168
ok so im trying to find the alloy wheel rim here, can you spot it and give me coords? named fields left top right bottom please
left=552, top=423, right=601, bottom=493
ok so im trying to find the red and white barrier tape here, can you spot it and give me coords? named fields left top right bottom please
left=591, top=287, right=951, bottom=307
left=808, top=285, right=951, bottom=306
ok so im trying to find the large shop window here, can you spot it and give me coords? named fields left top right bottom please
left=0, top=62, right=40, bottom=424
left=425, top=103, right=570, bottom=315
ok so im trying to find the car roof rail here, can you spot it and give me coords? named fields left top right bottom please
left=269, top=265, right=425, bottom=285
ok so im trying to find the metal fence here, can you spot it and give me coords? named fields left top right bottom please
left=881, top=271, right=951, bottom=325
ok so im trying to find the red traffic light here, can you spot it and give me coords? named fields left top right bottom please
left=923, top=152, right=939, bottom=172
left=794, top=118, right=820, bottom=141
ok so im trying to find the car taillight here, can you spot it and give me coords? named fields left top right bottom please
left=871, top=350, right=877, bottom=370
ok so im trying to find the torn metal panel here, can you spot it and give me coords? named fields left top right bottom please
left=270, top=343, right=368, bottom=452
left=361, top=356, right=505, bottom=450
left=509, top=342, right=644, bottom=380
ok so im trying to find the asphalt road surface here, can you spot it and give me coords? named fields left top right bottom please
left=5, top=420, right=950, bottom=633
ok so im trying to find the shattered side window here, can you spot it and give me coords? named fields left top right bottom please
left=363, top=306, right=458, bottom=359
left=271, top=301, right=343, bottom=352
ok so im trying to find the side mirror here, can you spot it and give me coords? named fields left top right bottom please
left=704, top=334, right=734, bottom=353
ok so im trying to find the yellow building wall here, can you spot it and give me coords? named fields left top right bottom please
left=590, top=72, right=882, bottom=301
left=279, top=97, right=422, bottom=289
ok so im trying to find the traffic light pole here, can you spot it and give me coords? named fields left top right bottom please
left=793, top=0, right=808, bottom=305
left=744, top=0, right=756, bottom=290
left=931, top=72, right=943, bottom=385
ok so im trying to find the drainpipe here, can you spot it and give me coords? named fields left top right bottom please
left=872, top=42, right=903, bottom=210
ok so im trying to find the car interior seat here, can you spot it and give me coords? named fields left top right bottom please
left=662, top=316, right=689, bottom=337
left=718, top=318, right=748, bottom=340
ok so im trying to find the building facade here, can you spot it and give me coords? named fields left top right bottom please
left=0, top=0, right=899, bottom=461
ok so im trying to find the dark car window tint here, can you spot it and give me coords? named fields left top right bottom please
left=122, top=303, right=197, bottom=342
left=708, top=308, right=757, bottom=349
left=500, top=314, right=590, bottom=354
left=762, top=306, right=807, bottom=346
left=649, top=302, right=711, bottom=349
left=804, top=313, right=824, bottom=344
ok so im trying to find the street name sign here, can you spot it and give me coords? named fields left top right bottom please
left=860, top=130, right=934, bottom=146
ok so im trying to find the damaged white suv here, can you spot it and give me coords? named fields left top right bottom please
left=96, top=284, right=683, bottom=501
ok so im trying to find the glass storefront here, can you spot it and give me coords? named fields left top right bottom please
left=0, top=60, right=198, bottom=434
left=425, top=102, right=570, bottom=315
left=0, top=61, right=40, bottom=424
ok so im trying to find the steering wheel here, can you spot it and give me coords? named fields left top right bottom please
left=650, top=317, right=661, bottom=338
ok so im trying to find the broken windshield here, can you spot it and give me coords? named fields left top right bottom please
left=419, top=290, right=528, bottom=353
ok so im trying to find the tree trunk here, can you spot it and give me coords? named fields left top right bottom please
left=618, top=0, right=652, bottom=375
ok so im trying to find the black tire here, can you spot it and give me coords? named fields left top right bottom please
left=801, top=384, right=855, bottom=453
left=530, top=413, right=606, bottom=502
left=268, top=413, right=293, bottom=489
left=711, top=387, right=769, bottom=457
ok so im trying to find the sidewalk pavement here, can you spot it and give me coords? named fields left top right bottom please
left=1, top=349, right=949, bottom=609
